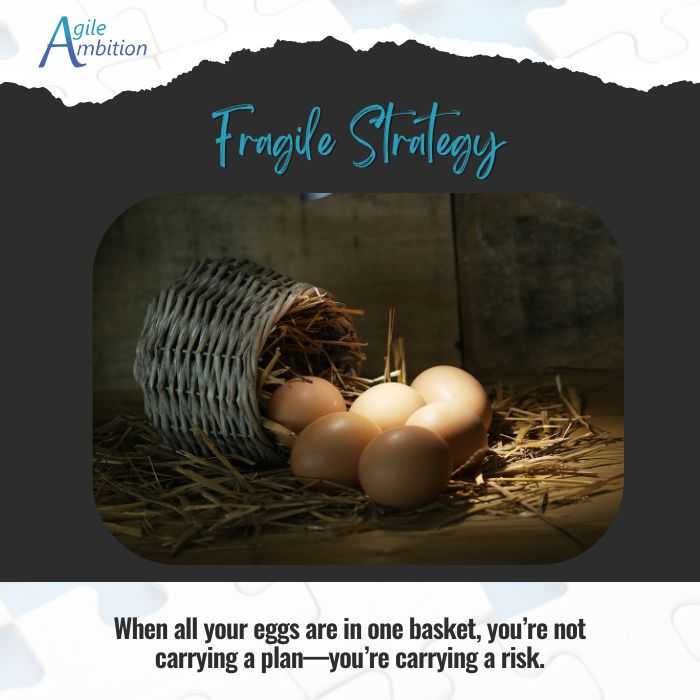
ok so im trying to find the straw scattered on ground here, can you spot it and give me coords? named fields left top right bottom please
left=93, top=376, right=623, bottom=556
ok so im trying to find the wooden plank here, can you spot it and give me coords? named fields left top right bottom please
left=453, top=193, right=624, bottom=376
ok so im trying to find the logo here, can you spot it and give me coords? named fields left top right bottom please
left=39, top=16, right=148, bottom=68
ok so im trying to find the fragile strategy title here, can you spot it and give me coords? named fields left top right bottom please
left=212, top=102, right=508, bottom=179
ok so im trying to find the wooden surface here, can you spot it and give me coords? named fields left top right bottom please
left=98, top=370, right=623, bottom=567
left=453, top=193, right=623, bottom=373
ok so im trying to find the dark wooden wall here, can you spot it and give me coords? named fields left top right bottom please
left=93, top=192, right=623, bottom=398
left=453, top=193, right=624, bottom=374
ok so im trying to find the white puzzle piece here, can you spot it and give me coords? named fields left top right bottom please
left=500, top=582, right=700, bottom=697
left=329, top=0, right=565, bottom=51
left=527, top=0, right=692, bottom=62
left=0, top=582, right=166, bottom=692
left=672, top=603, right=700, bottom=663
left=0, top=21, right=19, bottom=60
left=0, top=623, right=44, bottom=691
left=1, top=583, right=305, bottom=700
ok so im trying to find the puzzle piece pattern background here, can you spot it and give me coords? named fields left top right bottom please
left=1, top=0, right=700, bottom=103
left=1, top=582, right=699, bottom=697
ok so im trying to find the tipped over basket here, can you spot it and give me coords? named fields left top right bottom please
left=133, top=258, right=365, bottom=466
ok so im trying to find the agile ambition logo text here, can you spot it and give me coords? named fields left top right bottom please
left=39, top=16, right=147, bottom=68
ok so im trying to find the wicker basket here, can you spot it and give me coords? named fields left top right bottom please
left=133, top=258, right=362, bottom=465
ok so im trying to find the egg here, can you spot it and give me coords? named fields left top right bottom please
left=290, top=412, right=381, bottom=486
left=267, top=376, right=346, bottom=434
left=349, top=382, right=425, bottom=431
left=411, top=365, right=492, bottom=429
left=406, top=401, right=487, bottom=469
left=358, top=425, right=451, bottom=509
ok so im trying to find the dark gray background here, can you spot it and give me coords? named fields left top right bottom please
left=0, top=39, right=693, bottom=580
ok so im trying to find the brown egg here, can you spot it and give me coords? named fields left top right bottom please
left=290, top=412, right=381, bottom=486
left=411, top=365, right=492, bottom=429
left=349, top=382, right=425, bottom=431
left=406, top=401, right=487, bottom=470
left=358, top=425, right=451, bottom=509
left=267, top=376, right=346, bottom=434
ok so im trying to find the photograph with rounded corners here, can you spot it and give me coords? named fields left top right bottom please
left=93, top=192, right=624, bottom=565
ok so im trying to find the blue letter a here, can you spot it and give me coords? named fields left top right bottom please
left=39, top=17, right=85, bottom=68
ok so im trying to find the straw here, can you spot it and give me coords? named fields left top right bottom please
left=94, top=377, right=623, bottom=556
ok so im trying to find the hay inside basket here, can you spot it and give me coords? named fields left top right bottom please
left=94, top=369, right=623, bottom=556
left=256, top=288, right=370, bottom=448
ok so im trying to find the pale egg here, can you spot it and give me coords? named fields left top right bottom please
left=411, top=365, right=492, bottom=429
left=358, top=425, right=451, bottom=509
left=267, top=376, right=345, bottom=434
left=406, top=401, right=487, bottom=469
left=290, top=412, right=381, bottom=486
left=349, top=382, right=425, bottom=431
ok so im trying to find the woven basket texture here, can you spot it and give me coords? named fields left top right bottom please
left=133, top=258, right=355, bottom=465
